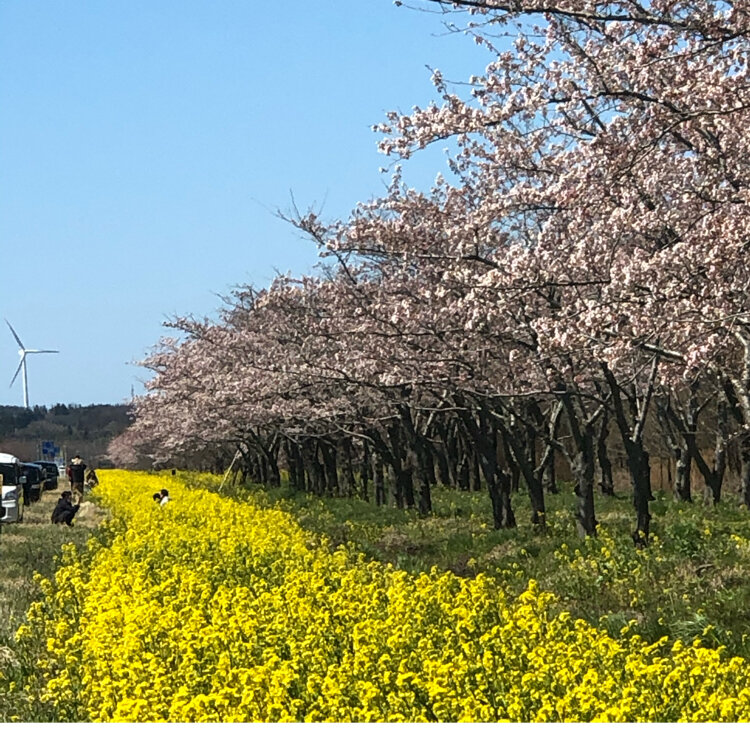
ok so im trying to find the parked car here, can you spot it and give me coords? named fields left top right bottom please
left=35, top=460, right=60, bottom=491
left=0, top=452, right=24, bottom=524
left=21, top=462, right=45, bottom=504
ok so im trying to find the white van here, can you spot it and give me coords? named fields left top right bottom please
left=0, top=452, right=24, bottom=524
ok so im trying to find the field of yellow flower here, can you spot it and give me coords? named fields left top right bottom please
left=8, top=470, right=750, bottom=721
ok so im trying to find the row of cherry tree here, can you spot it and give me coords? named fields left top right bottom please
left=110, top=0, right=750, bottom=544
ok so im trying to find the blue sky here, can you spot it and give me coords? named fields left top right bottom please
left=0, top=0, right=489, bottom=407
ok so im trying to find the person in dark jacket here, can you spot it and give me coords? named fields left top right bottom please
left=68, top=455, right=87, bottom=499
left=85, top=467, right=99, bottom=490
left=51, top=491, right=79, bottom=527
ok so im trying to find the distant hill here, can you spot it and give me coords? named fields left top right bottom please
left=0, top=403, right=131, bottom=467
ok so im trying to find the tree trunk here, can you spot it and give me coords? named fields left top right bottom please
left=707, top=436, right=727, bottom=506
left=340, top=438, right=356, bottom=497
left=573, top=429, right=598, bottom=537
left=286, top=438, right=299, bottom=490
left=295, top=443, right=306, bottom=492
left=673, top=447, right=692, bottom=502
left=501, top=429, right=521, bottom=493
left=252, top=455, right=263, bottom=484
left=445, top=423, right=461, bottom=488
left=267, top=455, right=281, bottom=487
left=629, top=445, right=653, bottom=547
left=265, top=437, right=281, bottom=487
left=456, top=399, right=516, bottom=529
left=691, top=397, right=727, bottom=506
left=401, top=467, right=416, bottom=510
left=432, top=435, right=451, bottom=485
left=457, top=452, right=470, bottom=491
left=556, top=385, right=599, bottom=537
left=425, top=446, right=436, bottom=486
left=304, top=441, right=325, bottom=496
left=597, top=409, right=615, bottom=496
left=385, top=423, right=414, bottom=510
left=656, top=392, right=695, bottom=503
left=740, top=435, right=750, bottom=509
left=470, top=447, right=482, bottom=491
left=320, top=441, right=339, bottom=495
left=490, top=472, right=514, bottom=530
left=497, top=415, right=547, bottom=529
left=410, top=443, right=432, bottom=515
left=398, top=404, right=432, bottom=515
left=373, top=453, right=386, bottom=507
left=360, top=439, right=370, bottom=503
left=544, top=450, right=558, bottom=494
left=388, top=464, right=403, bottom=509
left=602, top=363, right=658, bottom=546
left=415, top=453, right=432, bottom=515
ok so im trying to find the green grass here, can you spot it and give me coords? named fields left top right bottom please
left=0, top=492, right=105, bottom=720
left=190, top=474, right=750, bottom=659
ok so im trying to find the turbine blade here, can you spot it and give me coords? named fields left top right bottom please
left=5, top=319, right=24, bottom=349
left=26, top=349, right=59, bottom=354
left=9, top=357, right=23, bottom=388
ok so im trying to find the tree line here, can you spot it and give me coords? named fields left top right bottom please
left=1, top=404, right=131, bottom=465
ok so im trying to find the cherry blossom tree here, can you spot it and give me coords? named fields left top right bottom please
left=373, top=0, right=750, bottom=537
left=114, top=0, right=750, bottom=544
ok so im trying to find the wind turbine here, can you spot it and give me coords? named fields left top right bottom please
left=6, top=320, right=59, bottom=409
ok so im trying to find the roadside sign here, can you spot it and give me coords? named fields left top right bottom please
left=41, top=441, right=59, bottom=458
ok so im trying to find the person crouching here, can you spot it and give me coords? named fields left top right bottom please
left=51, top=490, right=79, bottom=527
